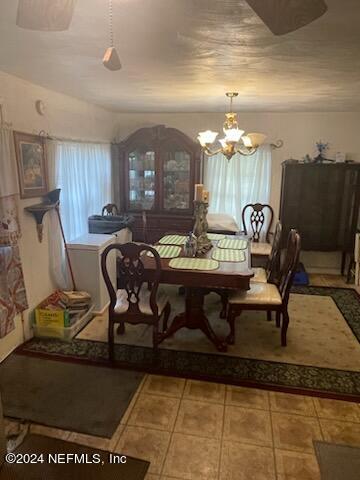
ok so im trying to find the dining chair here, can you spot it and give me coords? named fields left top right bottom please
left=252, top=221, right=282, bottom=284
left=101, top=242, right=171, bottom=360
left=226, top=229, right=301, bottom=347
left=101, top=203, right=119, bottom=216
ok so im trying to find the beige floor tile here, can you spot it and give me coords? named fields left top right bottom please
left=275, top=449, right=320, bottom=480
left=320, top=419, right=360, bottom=447
left=272, top=413, right=322, bottom=453
left=226, top=386, right=269, bottom=410
left=145, top=474, right=160, bottom=480
left=183, top=380, right=226, bottom=404
left=142, top=375, right=186, bottom=398
left=162, top=432, right=220, bottom=480
left=128, top=393, right=180, bottom=431
left=115, top=425, right=171, bottom=475
left=29, top=424, right=71, bottom=440
left=313, top=398, right=360, bottom=422
left=174, top=399, right=224, bottom=439
left=223, top=406, right=272, bottom=447
left=220, top=441, right=275, bottom=480
left=269, top=392, right=316, bottom=417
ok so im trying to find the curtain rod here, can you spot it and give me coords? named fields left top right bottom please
left=39, top=130, right=112, bottom=146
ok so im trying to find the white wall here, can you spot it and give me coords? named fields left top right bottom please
left=0, top=71, right=117, bottom=360
left=115, top=112, right=360, bottom=273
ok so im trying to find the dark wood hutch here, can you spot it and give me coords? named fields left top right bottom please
left=279, top=161, right=360, bottom=275
left=115, top=125, right=201, bottom=242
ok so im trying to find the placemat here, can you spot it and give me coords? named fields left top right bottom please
left=218, top=238, right=247, bottom=250
left=212, top=248, right=246, bottom=262
left=159, top=234, right=187, bottom=245
left=146, top=245, right=181, bottom=258
left=169, top=257, right=219, bottom=271
left=207, top=233, right=226, bottom=240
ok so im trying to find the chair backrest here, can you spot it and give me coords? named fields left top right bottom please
left=266, top=221, right=282, bottom=283
left=241, top=203, right=274, bottom=243
left=102, top=203, right=119, bottom=216
left=278, top=229, right=301, bottom=305
left=101, top=242, right=161, bottom=316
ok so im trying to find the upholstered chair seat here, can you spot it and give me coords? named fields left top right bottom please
left=229, top=282, right=282, bottom=305
left=250, top=242, right=272, bottom=257
left=251, top=267, right=267, bottom=283
left=115, top=287, right=169, bottom=315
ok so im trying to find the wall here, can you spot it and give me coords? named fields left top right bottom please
left=115, top=111, right=360, bottom=273
left=0, top=71, right=117, bottom=360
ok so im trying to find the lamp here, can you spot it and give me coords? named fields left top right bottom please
left=197, top=93, right=282, bottom=161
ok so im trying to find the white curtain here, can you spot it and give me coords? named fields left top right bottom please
left=47, top=140, right=112, bottom=289
left=52, top=141, right=112, bottom=241
left=204, top=145, right=272, bottom=230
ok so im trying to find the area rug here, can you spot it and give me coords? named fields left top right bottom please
left=16, top=287, right=360, bottom=400
left=0, top=355, right=144, bottom=438
left=0, top=434, right=149, bottom=480
left=313, top=441, right=360, bottom=480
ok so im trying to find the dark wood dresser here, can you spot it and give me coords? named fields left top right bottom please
left=114, top=125, right=201, bottom=243
left=279, top=162, right=360, bottom=273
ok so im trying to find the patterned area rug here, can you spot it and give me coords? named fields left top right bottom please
left=17, top=287, right=360, bottom=400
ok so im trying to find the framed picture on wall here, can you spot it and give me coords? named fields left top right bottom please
left=13, top=131, right=48, bottom=198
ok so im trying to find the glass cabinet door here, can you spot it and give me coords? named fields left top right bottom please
left=162, top=148, right=191, bottom=211
left=128, top=149, right=155, bottom=210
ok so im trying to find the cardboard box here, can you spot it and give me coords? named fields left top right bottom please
left=34, top=291, right=71, bottom=328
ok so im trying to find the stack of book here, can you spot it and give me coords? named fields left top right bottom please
left=58, top=291, right=92, bottom=322
left=35, top=290, right=92, bottom=328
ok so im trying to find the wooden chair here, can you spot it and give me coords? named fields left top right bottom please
left=102, top=203, right=119, bottom=216
left=101, top=242, right=171, bottom=360
left=226, top=229, right=301, bottom=347
left=242, top=203, right=274, bottom=258
left=252, top=221, right=282, bottom=284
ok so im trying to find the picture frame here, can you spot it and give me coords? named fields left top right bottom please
left=13, top=131, right=48, bottom=198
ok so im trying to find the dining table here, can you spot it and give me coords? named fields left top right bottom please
left=142, top=234, right=254, bottom=352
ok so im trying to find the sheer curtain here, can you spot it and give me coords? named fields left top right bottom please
left=52, top=141, right=112, bottom=241
left=204, top=145, right=272, bottom=229
left=47, top=140, right=112, bottom=289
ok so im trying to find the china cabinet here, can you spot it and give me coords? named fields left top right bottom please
left=116, top=125, right=201, bottom=242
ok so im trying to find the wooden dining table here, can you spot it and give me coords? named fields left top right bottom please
left=142, top=237, right=254, bottom=352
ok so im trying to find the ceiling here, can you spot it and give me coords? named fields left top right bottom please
left=0, top=0, right=360, bottom=112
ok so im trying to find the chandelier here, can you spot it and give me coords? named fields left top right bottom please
left=198, top=92, right=269, bottom=161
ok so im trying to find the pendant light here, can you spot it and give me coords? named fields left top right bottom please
left=103, top=0, right=122, bottom=71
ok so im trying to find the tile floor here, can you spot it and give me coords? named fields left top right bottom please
left=5, top=275, right=359, bottom=478
left=7, top=374, right=360, bottom=480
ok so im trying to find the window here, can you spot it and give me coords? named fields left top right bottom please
left=53, top=141, right=112, bottom=241
left=203, top=145, right=272, bottom=228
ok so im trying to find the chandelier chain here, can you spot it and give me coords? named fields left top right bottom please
left=109, top=0, right=114, bottom=47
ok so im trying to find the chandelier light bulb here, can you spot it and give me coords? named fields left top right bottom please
left=197, top=93, right=275, bottom=160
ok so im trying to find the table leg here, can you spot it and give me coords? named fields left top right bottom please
left=160, top=288, right=227, bottom=352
